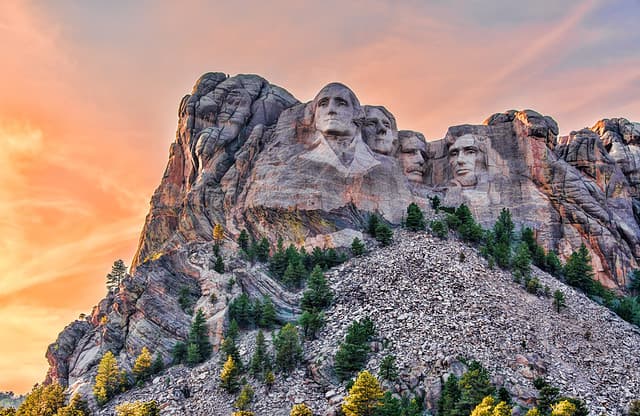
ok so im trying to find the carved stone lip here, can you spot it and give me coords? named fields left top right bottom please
left=455, top=168, right=471, bottom=175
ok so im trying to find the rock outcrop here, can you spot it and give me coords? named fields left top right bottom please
left=44, top=72, right=640, bottom=413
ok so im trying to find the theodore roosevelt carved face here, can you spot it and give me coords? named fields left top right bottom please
left=398, top=132, right=427, bottom=183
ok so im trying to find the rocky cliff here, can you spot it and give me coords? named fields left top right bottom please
left=44, top=72, right=640, bottom=413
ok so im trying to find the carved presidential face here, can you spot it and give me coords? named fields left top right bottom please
left=313, top=84, right=358, bottom=138
left=448, top=134, right=482, bottom=187
left=364, top=107, right=398, bottom=155
left=399, top=134, right=427, bottom=183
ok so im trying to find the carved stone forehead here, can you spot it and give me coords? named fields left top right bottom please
left=399, top=132, right=426, bottom=150
left=449, top=134, right=478, bottom=149
left=313, top=82, right=361, bottom=109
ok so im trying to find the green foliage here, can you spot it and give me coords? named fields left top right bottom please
left=256, top=237, right=271, bottom=262
left=229, top=293, right=253, bottom=328
left=234, top=384, right=254, bottom=411
left=553, top=290, right=566, bottom=313
left=351, top=237, right=365, bottom=256
left=405, top=203, right=426, bottom=231
left=628, top=400, right=640, bottom=416
left=430, top=219, right=448, bottom=239
left=521, top=227, right=547, bottom=269
left=431, top=195, right=441, bottom=212
left=526, top=277, right=541, bottom=295
left=301, top=266, right=333, bottom=311
left=512, top=242, right=532, bottom=282
left=378, top=354, right=398, bottom=381
left=220, top=334, right=243, bottom=372
left=186, top=309, right=212, bottom=365
left=15, top=384, right=65, bottom=416
left=341, top=370, right=383, bottom=416
left=613, top=296, right=640, bottom=325
left=178, top=286, right=194, bottom=314
left=151, top=353, right=163, bottom=375
left=115, top=400, right=160, bottom=416
left=375, top=223, right=393, bottom=246
left=629, top=270, right=640, bottom=295
left=106, top=259, right=127, bottom=292
left=334, top=318, right=376, bottom=381
left=274, top=323, right=302, bottom=374
left=545, top=251, right=563, bottom=276
left=220, top=355, right=241, bottom=393
left=533, top=378, right=560, bottom=416
left=564, top=244, right=594, bottom=293
left=438, top=374, right=461, bottom=416
left=250, top=330, right=272, bottom=379
left=447, top=204, right=484, bottom=243
left=238, top=230, right=250, bottom=252
left=259, top=296, right=277, bottom=329
left=94, top=351, right=124, bottom=406
left=367, top=214, right=380, bottom=236
left=0, top=408, right=16, bottom=416
left=171, top=342, right=187, bottom=364
left=455, top=361, right=495, bottom=416
left=299, top=310, right=325, bottom=339
left=214, top=256, right=225, bottom=273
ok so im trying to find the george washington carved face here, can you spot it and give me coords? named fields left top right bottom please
left=448, top=134, right=485, bottom=187
left=312, top=83, right=359, bottom=139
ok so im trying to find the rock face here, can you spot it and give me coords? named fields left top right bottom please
left=44, top=72, right=640, bottom=412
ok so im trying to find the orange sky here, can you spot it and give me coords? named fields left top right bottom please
left=1, top=0, right=639, bottom=393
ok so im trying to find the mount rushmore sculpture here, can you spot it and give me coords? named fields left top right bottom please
left=133, top=72, right=640, bottom=289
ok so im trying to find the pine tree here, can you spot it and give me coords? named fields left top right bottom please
left=133, top=347, right=153, bottom=383
left=250, top=330, right=269, bottom=377
left=431, top=195, right=441, bottom=212
left=220, top=336, right=244, bottom=371
left=342, top=370, right=384, bottom=416
left=553, top=290, right=566, bottom=313
left=274, top=323, right=302, bottom=374
left=220, top=355, right=240, bottom=393
left=351, top=237, right=365, bottom=256
left=213, top=223, right=225, bottom=244
left=234, top=384, right=254, bottom=411
left=300, top=266, right=333, bottom=311
left=375, top=223, right=393, bottom=246
left=545, top=251, right=563, bottom=276
left=15, top=383, right=65, bottom=416
left=512, top=242, right=532, bottom=281
left=151, top=353, right=163, bottom=375
left=438, top=374, right=461, bottom=416
left=430, top=220, right=448, bottom=239
left=378, top=354, right=398, bottom=381
left=367, top=214, right=380, bottom=236
left=264, top=371, right=275, bottom=390
left=334, top=318, right=376, bottom=381
left=290, top=403, right=313, bottom=416
left=564, top=244, right=594, bottom=293
left=106, top=259, right=127, bottom=292
left=171, top=342, right=187, bottom=364
left=269, top=238, right=288, bottom=278
left=257, top=237, right=270, bottom=262
left=455, top=361, right=495, bottom=416
left=298, top=310, right=325, bottom=339
left=94, top=351, right=122, bottom=405
left=115, top=400, right=160, bottom=416
left=214, top=256, right=225, bottom=273
left=405, top=203, right=426, bottom=231
left=187, top=309, right=212, bottom=364
left=238, top=230, right=249, bottom=252
left=259, top=296, right=277, bottom=329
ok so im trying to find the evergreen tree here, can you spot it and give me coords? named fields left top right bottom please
left=298, top=310, right=325, bottom=339
left=438, top=374, right=461, bottom=416
left=290, top=403, right=313, bottom=416
left=256, top=237, right=270, bottom=262
left=455, top=361, right=495, bottom=416
left=367, top=214, right=380, bottom=236
left=151, top=353, right=163, bottom=375
left=269, top=238, right=288, bottom=278
left=220, top=355, right=240, bottom=393
left=351, top=237, right=365, bottom=256
left=115, top=400, right=160, bottom=416
left=234, top=384, right=254, bottom=411
left=533, top=378, right=560, bottom=416
left=522, top=227, right=546, bottom=268
left=378, top=354, right=398, bottom=381
left=553, top=290, right=566, bottom=313
left=229, top=293, right=253, bottom=328
left=431, top=195, right=441, bottom=212
left=430, top=220, right=448, bottom=239
left=274, top=323, right=302, bottom=374
left=171, top=342, right=187, bottom=364
left=264, top=371, right=275, bottom=391
left=405, top=203, right=426, bottom=231
left=106, top=259, right=127, bottom=292
left=238, top=230, right=250, bottom=252
left=133, top=347, right=153, bottom=383
left=94, top=351, right=122, bottom=406
left=259, top=296, right=277, bottom=329
left=512, top=242, right=532, bottom=282
left=15, top=383, right=65, bottom=416
left=545, top=251, right=563, bottom=276
left=301, top=266, right=333, bottom=312
left=186, top=343, right=201, bottom=366
left=250, top=330, right=271, bottom=378
left=187, top=309, right=212, bottom=363
left=494, top=208, right=514, bottom=245
left=334, top=318, right=376, bottom=381
left=214, top=256, right=225, bottom=273
left=629, top=269, right=640, bottom=295
left=341, top=370, right=383, bottom=416
left=564, top=244, right=594, bottom=293
left=375, top=223, right=393, bottom=246
left=283, top=259, right=306, bottom=288
left=227, top=319, right=240, bottom=341
left=376, top=391, right=402, bottom=416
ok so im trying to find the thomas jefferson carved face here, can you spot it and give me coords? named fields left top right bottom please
left=364, top=106, right=398, bottom=155
left=448, top=134, right=482, bottom=187
left=399, top=133, right=427, bottom=183
left=313, top=83, right=358, bottom=139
